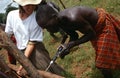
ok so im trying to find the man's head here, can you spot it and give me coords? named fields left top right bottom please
left=36, top=2, right=60, bottom=33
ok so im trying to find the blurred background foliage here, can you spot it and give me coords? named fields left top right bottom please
left=47, top=0, right=120, bottom=15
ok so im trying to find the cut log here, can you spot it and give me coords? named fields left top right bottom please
left=8, top=64, right=65, bottom=78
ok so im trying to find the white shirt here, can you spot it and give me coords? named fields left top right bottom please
left=5, top=10, right=43, bottom=50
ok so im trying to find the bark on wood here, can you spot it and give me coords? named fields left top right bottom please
left=0, top=56, right=19, bottom=78
left=0, top=26, right=65, bottom=78
left=0, top=28, right=42, bottom=78
left=8, top=64, right=64, bottom=78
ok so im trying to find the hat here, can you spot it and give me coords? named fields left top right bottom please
left=14, top=0, right=42, bottom=6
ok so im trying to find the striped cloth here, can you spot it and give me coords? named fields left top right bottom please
left=91, top=8, right=120, bottom=69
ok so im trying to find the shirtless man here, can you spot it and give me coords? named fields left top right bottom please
left=36, top=5, right=120, bottom=78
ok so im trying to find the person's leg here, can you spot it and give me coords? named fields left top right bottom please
left=30, top=42, right=65, bottom=76
left=98, top=68, right=113, bottom=78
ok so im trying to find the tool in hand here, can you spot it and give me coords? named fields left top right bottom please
left=45, top=34, right=68, bottom=71
left=45, top=44, right=66, bottom=71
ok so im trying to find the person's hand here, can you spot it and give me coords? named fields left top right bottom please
left=17, top=65, right=23, bottom=76
left=59, top=47, right=70, bottom=59
left=59, top=41, right=75, bottom=59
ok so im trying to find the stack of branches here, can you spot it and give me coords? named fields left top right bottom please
left=0, top=25, right=64, bottom=78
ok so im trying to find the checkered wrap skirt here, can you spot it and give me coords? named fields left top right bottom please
left=91, top=8, right=120, bottom=69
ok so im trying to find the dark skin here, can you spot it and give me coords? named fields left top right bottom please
left=36, top=6, right=98, bottom=58
left=37, top=5, right=114, bottom=78
left=36, top=1, right=65, bottom=41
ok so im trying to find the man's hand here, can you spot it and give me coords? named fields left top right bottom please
left=59, top=48, right=70, bottom=59
left=17, top=65, right=23, bottom=76
left=59, top=41, right=75, bottom=59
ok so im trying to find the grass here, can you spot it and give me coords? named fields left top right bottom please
left=43, top=30, right=103, bottom=78
left=43, top=0, right=120, bottom=78
left=43, top=30, right=120, bottom=78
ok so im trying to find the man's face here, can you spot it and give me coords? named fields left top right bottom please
left=37, top=16, right=60, bottom=33
left=22, top=5, right=36, bottom=15
left=36, top=3, right=60, bottom=33
left=44, top=17, right=60, bottom=33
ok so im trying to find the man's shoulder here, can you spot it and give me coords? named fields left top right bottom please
left=8, top=9, right=19, bottom=15
left=7, top=9, right=19, bottom=20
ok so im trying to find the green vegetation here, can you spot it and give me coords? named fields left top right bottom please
left=0, top=3, right=18, bottom=24
left=44, top=0, right=120, bottom=78
left=0, top=13, right=5, bottom=23
left=47, top=0, right=120, bottom=16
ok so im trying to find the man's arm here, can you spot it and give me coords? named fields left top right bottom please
left=17, top=41, right=35, bottom=75
left=65, top=30, right=79, bottom=42
left=74, top=29, right=96, bottom=46
left=24, top=42, right=35, bottom=57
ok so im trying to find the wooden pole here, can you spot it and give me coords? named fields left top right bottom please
left=8, top=64, right=64, bottom=78
left=58, top=0, right=66, bottom=9
left=0, top=28, right=42, bottom=78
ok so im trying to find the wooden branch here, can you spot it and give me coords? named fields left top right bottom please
left=38, top=71, right=64, bottom=78
left=8, top=64, right=65, bottom=78
left=0, top=56, right=19, bottom=78
left=0, top=29, right=42, bottom=78
left=0, top=26, right=65, bottom=78
left=58, top=0, right=66, bottom=9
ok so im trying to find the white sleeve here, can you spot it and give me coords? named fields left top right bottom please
left=5, top=12, right=13, bottom=35
left=29, top=25, right=43, bottom=42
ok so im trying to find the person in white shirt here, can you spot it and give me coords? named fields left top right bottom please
left=5, top=0, right=64, bottom=76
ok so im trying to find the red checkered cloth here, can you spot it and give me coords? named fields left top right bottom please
left=91, top=8, right=120, bottom=69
